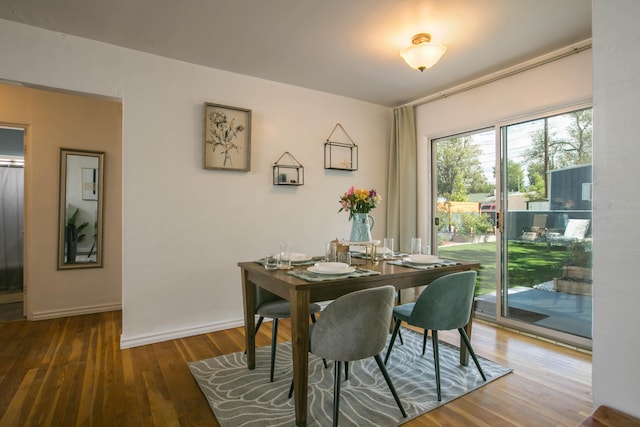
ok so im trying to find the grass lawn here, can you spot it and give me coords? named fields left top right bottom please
left=438, top=241, right=567, bottom=295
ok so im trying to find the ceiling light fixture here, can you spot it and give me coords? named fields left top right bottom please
left=400, top=33, right=447, bottom=72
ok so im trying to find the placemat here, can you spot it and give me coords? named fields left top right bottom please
left=287, top=267, right=381, bottom=282
left=254, top=256, right=324, bottom=267
left=387, top=258, right=462, bottom=270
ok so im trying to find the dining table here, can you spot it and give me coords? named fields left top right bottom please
left=238, top=256, right=480, bottom=427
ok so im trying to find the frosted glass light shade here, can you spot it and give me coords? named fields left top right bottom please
left=400, top=34, right=447, bottom=72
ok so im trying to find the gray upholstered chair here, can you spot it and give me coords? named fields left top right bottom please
left=255, top=287, right=322, bottom=382
left=384, top=271, right=486, bottom=401
left=304, top=285, right=407, bottom=426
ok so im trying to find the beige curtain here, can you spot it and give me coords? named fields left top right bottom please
left=386, top=105, right=417, bottom=253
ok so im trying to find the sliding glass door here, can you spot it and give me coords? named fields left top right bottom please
left=501, top=108, right=592, bottom=341
left=431, top=106, right=592, bottom=347
left=432, top=128, right=498, bottom=319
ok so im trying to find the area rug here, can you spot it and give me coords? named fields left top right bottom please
left=188, top=328, right=511, bottom=426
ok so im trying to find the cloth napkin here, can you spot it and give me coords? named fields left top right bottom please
left=387, top=258, right=462, bottom=270
left=287, top=267, right=381, bottom=282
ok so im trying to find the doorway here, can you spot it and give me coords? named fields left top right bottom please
left=500, top=108, right=592, bottom=343
left=431, top=106, right=593, bottom=349
left=0, top=126, right=25, bottom=322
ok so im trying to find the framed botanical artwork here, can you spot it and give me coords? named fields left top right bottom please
left=203, top=102, right=252, bottom=171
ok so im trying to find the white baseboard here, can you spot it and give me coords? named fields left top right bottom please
left=29, top=302, right=122, bottom=321
left=120, top=317, right=245, bottom=349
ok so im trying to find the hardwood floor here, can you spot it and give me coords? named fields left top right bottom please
left=0, top=311, right=592, bottom=426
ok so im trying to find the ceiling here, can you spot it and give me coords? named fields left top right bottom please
left=0, top=0, right=592, bottom=107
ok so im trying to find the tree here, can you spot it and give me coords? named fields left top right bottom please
left=507, top=159, right=525, bottom=192
left=521, top=108, right=592, bottom=200
left=552, top=109, right=592, bottom=167
left=523, top=109, right=592, bottom=173
left=437, top=137, right=492, bottom=200
left=450, top=173, right=468, bottom=201
left=525, top=170, right=546, bottom=201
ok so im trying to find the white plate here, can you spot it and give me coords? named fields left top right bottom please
left=405, top=255, right=442, bottom=264
left=307, top=265, right=355, bottom=275
left=314, top=262, right=348, bottom=271
left=288, top=253, right=312, bottom=262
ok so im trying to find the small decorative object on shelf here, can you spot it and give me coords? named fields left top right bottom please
left=324, top=123, right=358, bottom=171
left=273, top=151, right=304, bottom=186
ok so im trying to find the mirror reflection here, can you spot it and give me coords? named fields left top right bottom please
left=58, top=149, right=104, bottom=269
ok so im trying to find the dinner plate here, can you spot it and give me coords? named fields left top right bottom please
left=288, top=253, right=312, bottom=262
left=307, top=265, right=355, bottom=275
left=314, top=262, right=348, bottom=271
left=404, top=254, right=442, bottom=264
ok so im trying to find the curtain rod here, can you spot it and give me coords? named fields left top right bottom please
left=405, top=38, right=592, bottom=108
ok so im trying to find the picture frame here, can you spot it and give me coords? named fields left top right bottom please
left=203, top=102, right=252, bottom=171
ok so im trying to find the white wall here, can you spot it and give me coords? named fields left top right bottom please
left=592, top=0, right=640, bottom=417
left=0, top=19, right=391, bottom=347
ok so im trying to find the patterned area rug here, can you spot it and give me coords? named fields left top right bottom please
left=188, top=328, right=511, bottom=426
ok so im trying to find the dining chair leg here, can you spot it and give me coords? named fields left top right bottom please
left=422, top=329, right=428, bottom=355
left=373, top=354, right=407, bottom=418
left=254, top=316, right=264, bottom=336
left=384, top=318, right=402, bottom=365
left=345, top=362, right=349, bottom=380
left=394, top=293, right=404, bottom=345
left=333, top=361, right=342, bottom=427
left=458, top=327, right=487, bottom=381
left=270, top=319, right=279, bottom=382
left=431, top=330, right=442, bottom=401
left=244, top=316, right=267, bottom=355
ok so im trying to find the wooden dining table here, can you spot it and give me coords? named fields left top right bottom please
left=238, top=258, right=480, bottom=427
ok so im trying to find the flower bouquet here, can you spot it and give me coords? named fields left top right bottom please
left=338, top=186, right=382, bottom=220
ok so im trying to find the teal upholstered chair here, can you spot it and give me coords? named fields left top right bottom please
left=255, top=287, right=322, bottom=382
left=383, top=271, right=486, bottom=401
left=303, top=285, right=407, bottom=427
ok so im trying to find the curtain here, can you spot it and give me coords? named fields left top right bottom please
left=386, top=105, right=417, bottom=253
left=0, top=166, right=24, bottom=293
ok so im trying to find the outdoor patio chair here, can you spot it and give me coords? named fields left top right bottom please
left=521, top=214, right=548, bottom=241
left=546, top=218, right=591, bottom=248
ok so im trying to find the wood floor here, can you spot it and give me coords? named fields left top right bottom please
left=0, top=311, right=593, bottom=426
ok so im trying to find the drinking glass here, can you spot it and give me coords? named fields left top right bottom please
left=278, top=242, right=292, bottom=269
left=264, top=253, right=279, bottom=270
left=325, top=241, right=338, bottom=262
left=337, top=251, right=351, bottom=265
left=383, top=237, right=394, bottom=259
left=411, top=237, right=422, bottom=254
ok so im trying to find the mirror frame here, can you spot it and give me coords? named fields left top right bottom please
left=57, top=148, right=105, bottom=270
